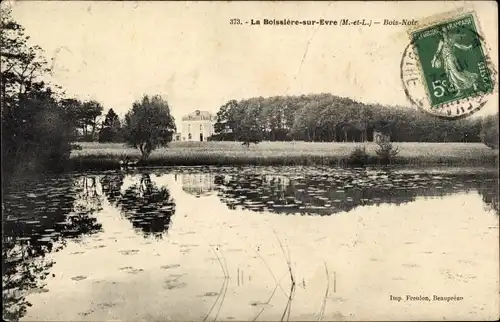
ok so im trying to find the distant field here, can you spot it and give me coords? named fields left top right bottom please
left=70, top=141, right=498, bottom=169
left=73, top=141, right=497, bottom=158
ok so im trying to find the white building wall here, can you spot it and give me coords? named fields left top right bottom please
left=181, top=119, right=216, bottom=141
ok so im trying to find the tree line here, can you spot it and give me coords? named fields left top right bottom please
left=1, top=7, right=175, bottom=182
left=212, top=94, right=498, bottom=146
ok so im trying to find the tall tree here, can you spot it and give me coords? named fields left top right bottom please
left=214, top=100, right=238, bottom=140
left=81, top=100, right=103, bottom=139
left=0, top=6, right=51, bottom=107
left=60, top=98, right=84, bottom=139
left=99, top=108, right=122, bottom=142
left=123, top=95, right=176, bottom=159
left=238, top=100, right=264, bottom=147
left=481, top=113, right=499, bottom=149
left=1, top=6, right=75, bottom=181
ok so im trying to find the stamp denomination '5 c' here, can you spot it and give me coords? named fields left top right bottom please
left=401, top=11, right=496, bottom=120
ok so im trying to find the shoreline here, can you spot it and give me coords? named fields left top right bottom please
left=68, top=141, right=499, bottom=171
left=68, top=156, right=499, bottom=171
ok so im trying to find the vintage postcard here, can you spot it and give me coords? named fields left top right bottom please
left=2, top=1, right=498, bottom=321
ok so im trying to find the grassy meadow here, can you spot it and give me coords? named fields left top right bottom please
left=69, top=141, right=499, bottom=170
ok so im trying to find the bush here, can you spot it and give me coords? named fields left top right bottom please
left=375, top=142, right=400, bottom=164
left=347, top=145, right=368, bottom=166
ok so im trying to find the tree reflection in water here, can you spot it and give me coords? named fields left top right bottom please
left=100, top=171, right=124, bottom=205
left=210, top=168, right=499, bottom=216
left=2, top=175, right=103, bottom=321
left=477, top=176, right=499, bottom=215
left=2, top=167, right=497, bottom=320
left=101, top=172, right=176, bottom=239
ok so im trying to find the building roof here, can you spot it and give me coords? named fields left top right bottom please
left=181, top=110, right=216, bottom=121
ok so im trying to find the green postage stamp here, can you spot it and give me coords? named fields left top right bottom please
left=401, top=10, right=496, bottom=119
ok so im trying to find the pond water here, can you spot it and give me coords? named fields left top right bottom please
left=2, top=166, right=499, bottom=321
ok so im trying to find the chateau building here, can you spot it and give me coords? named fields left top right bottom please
left=181, top=110, right=216, bottom=141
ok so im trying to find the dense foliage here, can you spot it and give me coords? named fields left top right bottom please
left=59, top=98, right=105, bottom=141
left=1, top=7, right=110, bottom=183
left=98, top=108, right=123, bottom=142
left=1, top=7, right=74, bottom=181
left=212, top=94, right=488, bottom=144
left=480, top=113, right=499, bottom=149
left=123, top=95, right=176, bottom=159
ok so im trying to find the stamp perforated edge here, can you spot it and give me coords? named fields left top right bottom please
left=400, top=6, right=497, bottom=120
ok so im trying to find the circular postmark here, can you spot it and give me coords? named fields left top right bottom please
left=400, top=13, right=497, bottom=120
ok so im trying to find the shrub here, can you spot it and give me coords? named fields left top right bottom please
left=375, top=142, right=400, bottom=164
left=347, top=145, right=368, bottom=166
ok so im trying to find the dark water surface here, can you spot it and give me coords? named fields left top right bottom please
left=2, top=166, right=499, bottom=321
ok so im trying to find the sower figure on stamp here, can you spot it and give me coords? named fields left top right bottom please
left=431, top=27, right=479, bottom=96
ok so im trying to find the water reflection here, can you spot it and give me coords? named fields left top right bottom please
left=207, top=168, right=499, bottom=216
left=2, top=166, right=498, bottom=321
left=176, top=173, right=216, bottom=197
left=100, top=172, right=124, bottom=205
left=2, top=175, right=103, bottom=321
left=102, top=172, right=177, bottom=239
left=477, top=177, right=499, bottom=215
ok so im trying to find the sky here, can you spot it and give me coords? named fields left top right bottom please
left=7, top=1, right=499, bottom=128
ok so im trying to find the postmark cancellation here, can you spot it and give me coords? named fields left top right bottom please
left=401, top=9, right=497, bottom=120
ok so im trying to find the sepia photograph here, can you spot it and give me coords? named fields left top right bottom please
left=1, top=1, right=499, bottom=321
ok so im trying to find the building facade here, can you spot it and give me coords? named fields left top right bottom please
left=181, top=110, right=216, bottom=142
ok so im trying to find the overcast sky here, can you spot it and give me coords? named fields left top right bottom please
left=8, top=1, right=498, bottom=127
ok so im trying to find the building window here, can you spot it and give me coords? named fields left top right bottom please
left=200, top=124, right=202, bottom=131
left=188, top=133, right=192, bottom=140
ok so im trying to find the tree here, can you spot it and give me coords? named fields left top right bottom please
left=210, top=93, right=484, bottom=144
left=214, top=100, right=238, bottom=140
left=81, top=100, right=103, bottom=140
left=0, top=6, right=51, bottom=107
left=1, top=6, right=76, bottom=182
left=238, top=100, right=264, bottom=147
left=123, top=95, right=176, bottom=159
left=60, top=98, right=84, bottom=139
left=99, top=108, right=122, bottom=142
left=481, top=113, right=499, bottom=149
left=59, top=98, right=104, bottom=141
